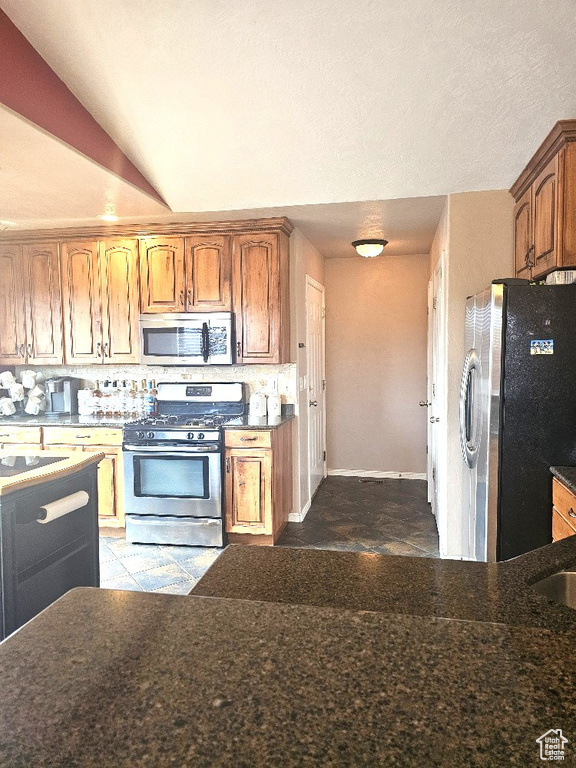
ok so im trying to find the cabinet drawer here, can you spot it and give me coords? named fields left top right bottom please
left=552, top=507, right=576, bottom=541
left=224, top=430, right=272, bottom=449
left=552, top=477, right=576, bottom=519
left=0, top=426, right=42, bottom=443
left=43, top=427, right=123, bottom=446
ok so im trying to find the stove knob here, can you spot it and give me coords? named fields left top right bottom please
left=198, top=432, right=205, bottom=440
left=187, top=432, right=195, bottom=440
left=147, top=431, right=155, bottom=439
left=136, top=431, right=145, bottom=439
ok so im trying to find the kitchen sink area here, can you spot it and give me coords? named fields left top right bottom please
left=531, top=565, right=576, bottom=609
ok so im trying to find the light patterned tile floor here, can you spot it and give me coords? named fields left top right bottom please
left=99, top=532, right=223, bottom=595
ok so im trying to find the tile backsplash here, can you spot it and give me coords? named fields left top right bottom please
left=14, top=364, right=298, bottom=402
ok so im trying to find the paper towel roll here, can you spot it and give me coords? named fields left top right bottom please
left=37, top=490, right=90, bottom=524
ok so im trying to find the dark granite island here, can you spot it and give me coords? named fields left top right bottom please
left=0, top=586, right=575, bottom=767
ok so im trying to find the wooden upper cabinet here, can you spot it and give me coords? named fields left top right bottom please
left=99, top=240, right=140, bottom=363
left=61, top=241, right=102, bottom=364
left=232, top=232, right=290, bottom=364
left=21, top=243, right=64, bottom=365
left=531, top=156, right=558, bottom=279
left=139, top=237, right=185, bottom=313
left=513, top=189, right=532, bottom=279
left=185, top=235, right=231, bottom=311
left=62, top=239, right=139, bottom=364
left=511, top=121, right=576, bottom=279
left=0, top=243, right=26, bottom=364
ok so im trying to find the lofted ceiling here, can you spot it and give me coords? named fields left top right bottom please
left=1, top=1, right=575, bottom=256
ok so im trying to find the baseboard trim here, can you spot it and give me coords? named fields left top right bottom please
left=327, top=469, right=427, bottom=481
left=289, top=498, right=311, bottom=523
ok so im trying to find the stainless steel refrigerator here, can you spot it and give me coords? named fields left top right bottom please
left=460, top=280, right=576, bottom=562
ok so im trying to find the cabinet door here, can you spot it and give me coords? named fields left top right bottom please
left=99, top=240, right=140, bottom=363
left=513, top=190, right=532, bottom=279
left=61, top=241, right=103, bottom=364
left=0, top=243, right=26, bottom=364
left=22, top=243, right=64, bottom=365
left=232, top=233, right=281, bottom=363
left=139, top=238, right=185, bottom=313
left=225, top=448, right=272, bottom=534
left=532, top=156, right=558, bottom=278
left=185, top=235, right=231, bottom=311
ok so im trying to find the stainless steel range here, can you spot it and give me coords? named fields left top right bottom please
left=123, top=382, right=245, bottom=546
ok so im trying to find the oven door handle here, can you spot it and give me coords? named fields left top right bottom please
left=123, top=444, right=221, bottom=454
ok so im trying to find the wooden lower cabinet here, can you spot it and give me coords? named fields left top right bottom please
left=83, top=446, right=124, bottom=528
left=552, top=477, right=576, bottom=542
left=224, top=422, right=292, bottom=545
left=42, top=426, right=124, bottom=528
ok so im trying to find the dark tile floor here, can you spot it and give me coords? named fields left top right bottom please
left=99, top=477, right=439, bottom=592
left=277, top=476, right=439, bottom=557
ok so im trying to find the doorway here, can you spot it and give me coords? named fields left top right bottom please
left=306, top=276, right=326, bottom=502
left=428, top=253, right=447, bottom=544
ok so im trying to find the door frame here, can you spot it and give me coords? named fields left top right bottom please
left=305, top=275, right=326, bottom=504
left=428, top=252, right=448, bottom=542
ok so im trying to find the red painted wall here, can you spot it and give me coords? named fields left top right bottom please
left=0, top=8, right=166, bottom=206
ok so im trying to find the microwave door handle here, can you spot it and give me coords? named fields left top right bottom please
left=202, top=322, right=210, bottom=363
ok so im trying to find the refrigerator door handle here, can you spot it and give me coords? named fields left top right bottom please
left=459, top=349, right=482, bottom=468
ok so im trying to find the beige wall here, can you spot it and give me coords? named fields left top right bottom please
left=290, top=228, right=325, bottom=517
left=325, top=253, right=429, bottom=474
left=432, top=189, right=514, bottom=558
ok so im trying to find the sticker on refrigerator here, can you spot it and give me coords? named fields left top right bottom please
left=530, top=339, right=554, bottom=355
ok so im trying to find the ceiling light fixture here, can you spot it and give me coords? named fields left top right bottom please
left=351, top=238, right=388, bottom=258
left=98, top=201, right=119, bottom=222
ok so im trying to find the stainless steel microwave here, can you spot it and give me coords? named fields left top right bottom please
left=139, top=313, right=234, bottom=366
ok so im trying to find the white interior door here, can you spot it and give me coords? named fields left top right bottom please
left=429, top=255, right=446, bottom=522
left=306, top=276, right=326, bottom=499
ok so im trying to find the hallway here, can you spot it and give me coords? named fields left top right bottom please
left=277, top=476, right=439, bottom=556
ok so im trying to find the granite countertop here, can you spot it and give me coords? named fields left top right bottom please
left=0, top=449, right=104, bottom=495
left=0, top=414, right=128, bottom=428
left=0, top=587, right=574, bottom=767
left=192, top=540, right=576, bottom=634
left=551, top=465, right=576, bottom=495
left=0, top=413, right=294, bottom=430
left=222, top=412, right=294, bottom=430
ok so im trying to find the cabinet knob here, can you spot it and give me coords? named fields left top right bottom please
left=226, top=457, right=231, bottom=473
left=240, top=436, right=258, bottom=441
left=179, top=290, right=185, bottom=306
left=96, top=342, right=102, bottom=358
left=236, top=341, right=241, bottom=358
left=18, top=344, right=25, bottom=358
left=568, top=508, right=576, bottom=519
left=430, top=416, right=440, bottom=423
left=309, top=400, right=318, bottom=407
left=103, top=343, right=109, bottom=358
left=187, top=289, right=192, bottom=307
left=27, top=343, right=33, bottom=358
left=419, top=400, right=430, bottom=407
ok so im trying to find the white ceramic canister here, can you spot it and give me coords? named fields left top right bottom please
left=267, top=392, right=281, bottom=418
left=249, top=391, right=267, bottom=418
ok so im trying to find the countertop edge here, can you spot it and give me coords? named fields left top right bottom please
left=0, top=450, right=104, bottom=496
